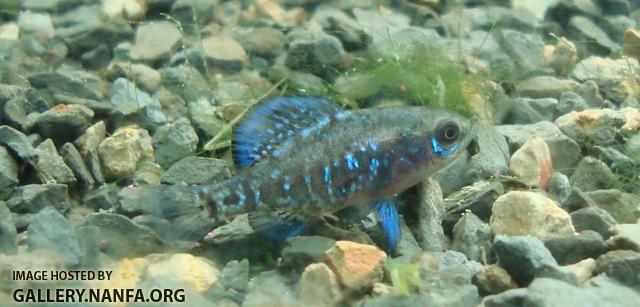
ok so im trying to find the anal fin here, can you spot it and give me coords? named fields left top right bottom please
left=375, top=200, right=401, bottom=251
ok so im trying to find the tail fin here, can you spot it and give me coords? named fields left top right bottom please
left=118, top=185, right=215, bottom=241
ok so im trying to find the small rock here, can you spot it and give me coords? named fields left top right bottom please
left=243, top=271, right=297, bottom=307
left=395, top=217, right=422, bottom=260
left=509, top=136, right=553, bottom=189
left=569, top=157, right=617, bottom=191
left=452, top=212, right=493, bottom=263
left=27, top=207, right=83, bottom=267
left=623, top=28, right=640, bottom=61
left=232, top=27, right=288, bottom=59
left=525, top=276, right=640, bottom=307
left=83, top=183, right=119, bottom=210
left=130, top=21, right=181, bottom=61
left=556, top=109, right=626, bottom=146
left=108, top=62, right=161, bottom=93
left=34, top=139, right=76, bottom=185
left=567, top=16, right=619, bottom=56
left=496, top=121, right=582, bottom=171
left=595, top=250, right=640, bottom=288
left=536, top=263, right=581, bottom=285
left=28, top=71, right=104, bottom=101
left=152, top=118, right=198, bottom=169
left=59, top=143, right=95, bottom=190
left=110, top=78, right=167, bottom=130
left=586, top=189, right=640, bottom=223
left=84, top=212, right=166, bottom=258
left=146, top=253, right=219, bottom=292
left=481, top=288, right=527, bottom=307
left=557, top=91, right=588, bottom=117
left=570, top=56, right=640, bottom=102
left=570, top=206, right=617, bottom=238
left=98, top=126, right=154, bottom=180
left=187, top=98, right=224, bottom=139
left=467, top=121, right=510, bottom=180
left=548, top=172, right=571, bottom=204
left=6, top=183, right=70, bottom=214
left=517, top=76, right=580, bottom=99
left=155, top=87, right=187, bottom=122
left=414, top=179, right=446, bottom=252
left=74, top=121, right=106, bottom=157
left=495, top=29, right=545, bottom=78
left=204, top=214, right=254, bottom=245
left=102, top=0, right=147, bottom=20
left=201, top=35, right=248, bottom=71
left=0, top=201, right=17, bottom=254
left=444, top=180, right=504, bottom=226
left=324, top=241, right=386, bottom=290
left=131, top=161, right=163, bottom=185
left=281, top=236, right=336, bottom=271
left=298, top=263, right=342, bottom=306
left=493, top=235, right=557, bottom=285
left=311, top=6, right=370, bottom=51
left=546, top=37, right=578, bottom=76
left=285, top=29, right=345, bottom=78
left=0, top=22, right=19, bottom=40
left=607, top=224, right=640, bottom=251
left=564, top=258, right=596, bottom=285
left=472, top=264, right=517, bottom=296
left=0, top=146, right=18, bottom=200
left=206, top=259, right=249, bottom=304
left=490, top=191, right=575, bottom=239
left=17, top=11, right=54, bottom=39
left=543, top=231, right=608, bottom=265
left=160, top=157, right=231, bottom=185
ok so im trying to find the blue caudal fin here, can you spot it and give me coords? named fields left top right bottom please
left=375, top=200, right=401, bottom=250
left=232, top=96, right=343, bottom=169
left=248, top=209, right=311, bottom=242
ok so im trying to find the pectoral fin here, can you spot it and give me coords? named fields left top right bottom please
left=247, top=209, right=312, bottom=242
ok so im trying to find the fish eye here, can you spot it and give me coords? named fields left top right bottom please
left=436, top=121, right=460, bottom=144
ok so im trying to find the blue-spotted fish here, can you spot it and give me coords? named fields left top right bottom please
left=131, top=97, right=474, bottom=249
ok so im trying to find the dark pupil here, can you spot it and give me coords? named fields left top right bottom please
left=445, top=127, right=457, bottom=140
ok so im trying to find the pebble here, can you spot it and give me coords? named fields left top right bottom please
left=444, top=180, right=504, bottom=227
left=232, top=27, right=288, bottom=59
left=517, top=76, right=580, bottom=99
left=481, top=288, right=527, bottom=307
left=586, top=189, right=640, bottom=223
left=533, top=262, right=579, bottom=285
left=509, top=136, right=554, bottom=189
left=6, top=183, right=70, bottom=214
left=471, top=264, right=517, bottom=296
left=525, top=276, right=640, bottom=307
left=98, top=126, right=154, bottom=180
left=595, top=250, right=640, bottom=288
left=102, top=0, right=147, bottom=20
left=285, top=29, right=345, bottom=78
left=0, top=201, right=17, bottom=254
left=557, top=91, right=587, bottom=116
left=414, top=178, right=446, bottom=252
left=546, top=37, right=578, bottom=76
left=201, top=35, right=248, bottom=71
left=17, top=11, right=54, bottom=39
left=130, top=21, right=182, bottom=62
left=548, top=172, right=572, bottom=203
left=109, top=78, right=167, bottom=130
left=564, top=258, right=596, bottom=285
left=33, top=139, right=76, bottom=185
left=160, top=157, right=231, bottom=185
left=281, top=236, right=336, bottom=271
left=311, top=6, right=370, bottom=51
left=496, top=121, right=582, bottom=172
left=606, top=224, right=640, bottom=251
left=570, top=206, right=617, bottom=238
left=27, top=207, right=83, bottom=267
left=569, top=156, right=617, bottom=191
left=490, top=191, right=575, bottom=239
left=83, top=183, right=119, bottom=210
left=555, top=109, right=626, bottom=146
left=131, top=161, right=163, bottom=185
left=84, top=212, right=166, bottom=258
left=567, top=16, right=619, bottom=56
left=146, top=253, right=219, bottom=292
left=243, top=271, right=298, bottom=307
left=468, top=121, right=510, bottom=179
left=152, top=117, right=198, bottom=169
left=493, top=235, right=557, bottom=285
left=28, top=71, right=105, bottom=102
left=623, top=28, right=640, bottom=60
left=59, top=142, right=95, bottom=190
left=298, top=263, right=342, bottom=306
left=451, top=212, right=493, bottom=263
left=187, top=98, right=224, bottom=139
left=543, top=230, right=608, bottom=265
left=495, top=29, right=545, bottom=78
left=33, top=104, right=94, bottom=144
left=324, top=241, right=386, bottom=290
left=0, top=22, right=19, bottom=40
left=0, top=145, right=18, bottom=200
left=108, top=62, right=162, bottom=93
left=206, top=259, right=249, bottom=304
left=570, top=56, right=640, bottom=102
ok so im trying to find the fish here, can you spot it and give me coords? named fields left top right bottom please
left=129, top=97, right=474, bottom=249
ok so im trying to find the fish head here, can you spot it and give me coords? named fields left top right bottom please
left=412, top=107, right=475, bottom=169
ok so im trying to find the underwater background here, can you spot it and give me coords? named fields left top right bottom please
left=1, top=0, right=640, bottom=306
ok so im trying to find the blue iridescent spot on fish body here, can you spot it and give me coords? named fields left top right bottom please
left=323, top=166, right=331, bottom=183
left=346, top=153, right=359, bottom=170
left=369, top=158, right=380, bottom=176
left=283, top=182, right=291, bottom=191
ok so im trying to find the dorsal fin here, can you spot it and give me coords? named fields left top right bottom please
left=232, top=96, right=344, bottom=168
